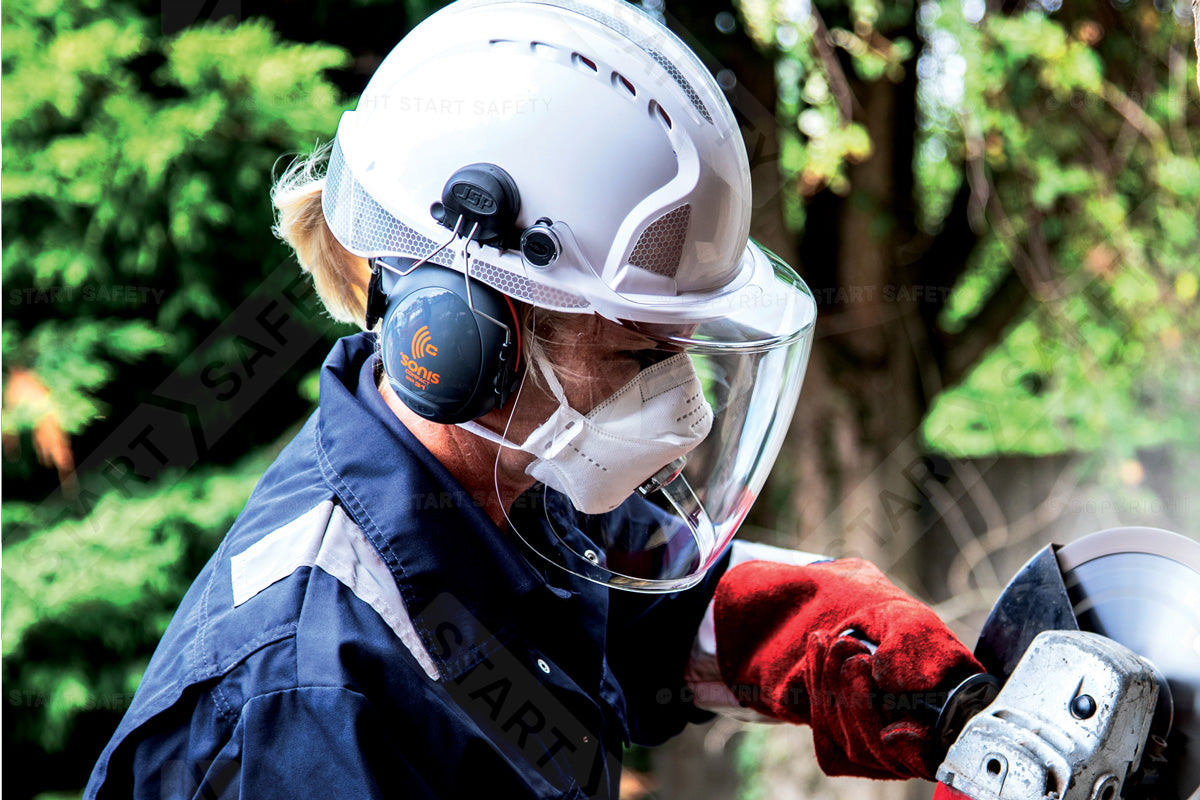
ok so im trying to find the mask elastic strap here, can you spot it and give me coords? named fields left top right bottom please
left=530, top=348, right=570, bottom=406
left=458, top=419, right=521, bottom=450
left=457, top=350, right=575, bottom=451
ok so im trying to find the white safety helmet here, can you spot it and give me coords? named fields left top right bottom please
left=323, top=0, right=818, bottom=592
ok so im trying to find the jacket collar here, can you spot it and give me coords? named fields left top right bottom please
left=313, top=333, right=582, bottom=679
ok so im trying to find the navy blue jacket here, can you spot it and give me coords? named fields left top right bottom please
left=86, top=333, right=725, bottom=799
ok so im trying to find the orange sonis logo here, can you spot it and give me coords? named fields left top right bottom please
left=411, top=326, right=438, bottom=358
left=399, top=326, right=441, bottom=389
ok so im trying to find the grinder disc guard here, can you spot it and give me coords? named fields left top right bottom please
left=1056, top=528, right=1200, bottom=800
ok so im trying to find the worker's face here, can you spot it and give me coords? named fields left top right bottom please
left=476, top=311, right=699, bottom=498
left=486, top=312, right=670, bottom=451
left=473, top=311, right=708, bottom=516
left=531, top=313, right=666, bottom=414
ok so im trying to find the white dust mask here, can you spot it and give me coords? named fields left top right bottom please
left=460, top=352, right=714, bottom=515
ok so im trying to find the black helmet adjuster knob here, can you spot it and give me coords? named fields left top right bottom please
left=520, top=218, right=561, bottom=268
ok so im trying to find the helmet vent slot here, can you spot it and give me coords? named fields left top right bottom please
left=571, top=52, right=598, bottom=72
left=487, top=38, right=524, bottom=54
left=645, top=50, right=712, bottom=124
left=524, top=0, right=714, bottom=123
left=650, top=100, right=672, bottom=130
left=612, top=71, right=637, bottom=97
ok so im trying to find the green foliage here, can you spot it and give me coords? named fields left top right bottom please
left=2, top=0, right=349, bottom=450
left=4, top=446, right=275, bottom=753
left=734, top=726, right=770, bottom=800
left=742, top=0, right=1199, bottom=463
left=2, top=320, right=169, bottom=436
left=2, top=2, right=354, bottom=795
left=4, top=451, right=267, bottom=656
left=922, top=3, right=1200, bottom=459
left=744, top=0, right=917, bottom=197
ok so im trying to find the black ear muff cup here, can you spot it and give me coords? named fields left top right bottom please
left=378, top=261, right=521, bottom=424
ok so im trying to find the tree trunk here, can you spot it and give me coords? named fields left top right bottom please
left=740, top=22, right=946, bottom=800
left=648, top=4, right=946, bottom=800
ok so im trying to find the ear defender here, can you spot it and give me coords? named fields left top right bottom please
left=369, top=163, right=529, bottom=424
left=371, top=257, right=522, bottom=424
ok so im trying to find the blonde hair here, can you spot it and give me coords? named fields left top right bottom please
left=271, top=143, right=372, bottom=328
left=271, top=144, right=588, bottom=393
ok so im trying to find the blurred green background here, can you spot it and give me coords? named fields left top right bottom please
left=3, top=0, right=1197, bottom=798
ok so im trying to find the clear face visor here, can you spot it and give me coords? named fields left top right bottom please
left=494, top=250, right=815, bottom=592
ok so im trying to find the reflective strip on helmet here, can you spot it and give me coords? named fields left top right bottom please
left=323, top=138, right=456, bottom=269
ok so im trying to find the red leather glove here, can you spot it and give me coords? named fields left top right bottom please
left=713, top=558, right=983, bottom=781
